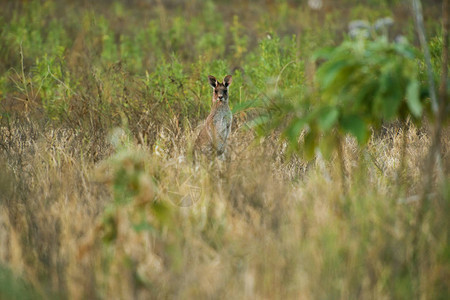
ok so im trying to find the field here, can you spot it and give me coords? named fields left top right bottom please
left=0, top=0, right=449, bottom=299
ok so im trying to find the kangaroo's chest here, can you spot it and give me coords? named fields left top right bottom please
left=213, top=108, right=232, bottom=136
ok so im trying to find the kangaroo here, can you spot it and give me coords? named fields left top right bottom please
left=195, top=75, right=233, bottom=159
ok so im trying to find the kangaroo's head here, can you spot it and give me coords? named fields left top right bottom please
left=208, top=75, right=232, bottom=103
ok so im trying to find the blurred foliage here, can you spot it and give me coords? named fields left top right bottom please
left=256, top=18, right=441, bottom=159
left=0, top=264, right=43, bottom=300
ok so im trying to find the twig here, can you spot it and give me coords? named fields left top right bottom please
left=410, top=0, right=449, bottom=297
left=395, top=120, right=409, bottom=197
left=439, top=0, right=449, bottom=116
left=411, top=0, right=438, bottom=115
left=19, top=43, right=31, bottom=113
left=47, top=65, right=78, bottom=96
left=336, top=135, right=347, bottom=195
left=275, top=60, right=297, bottom=90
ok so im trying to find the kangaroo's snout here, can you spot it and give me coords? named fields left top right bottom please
left=213, top=86, right=227, bottom=102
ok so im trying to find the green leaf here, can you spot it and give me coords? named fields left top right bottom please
left=352, top=77, right=379, bottom=109
left=304, top=130, right=317, bottom=160
left=393, top=42, right=416, bottom=59
left=151, top=201, right=171, bottom=223
left=232, top=99, right=257, bottom=114
left=340, top=114, right=369, bottom=144
left=319, top=133, right=337, bottom=160
left=0, top=265, right=42, bottom=300
left=317, top=107, right=339, bottom=131
left=132, top=221, right=155, bottom=232
left=246, top=115, right=269, bottom=129
left=284, top=118, right=307, bottom=146
left=317, top=59, right=349, bottom=90
left=312, top=46, right=335, bottom=60
left=378, top=71, right=402, bottom=119
left=406, top=79, right=422, bottom=117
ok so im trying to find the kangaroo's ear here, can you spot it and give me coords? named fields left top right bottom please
left=223, top=75, right=232, bottom=87
left=208, top=75, right=217, bottom=88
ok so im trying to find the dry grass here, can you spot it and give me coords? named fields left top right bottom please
left=0, top=115, right=449, bottom=299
